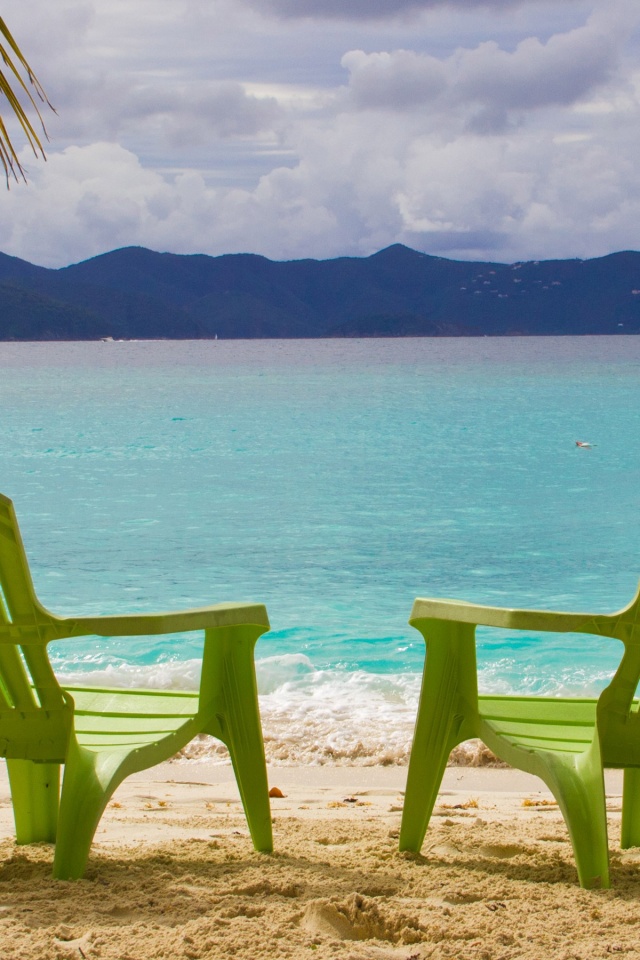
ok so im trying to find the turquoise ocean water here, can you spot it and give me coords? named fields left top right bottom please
left=2, top=337, right=639, bottom=763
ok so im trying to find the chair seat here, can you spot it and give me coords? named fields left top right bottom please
left=65, top=685, right=200, bottom=750
left=479, top=695, right=598, bottom=756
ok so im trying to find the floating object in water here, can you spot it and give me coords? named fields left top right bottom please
left=575, top=440, right=596, bottom=448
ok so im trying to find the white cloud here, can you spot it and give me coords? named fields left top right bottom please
left=341, top=50, right=448, bottom=109
left=242, top=0, right=569, bottom=21
left=342, top=13, right=627, bottom=119
left=0, top=144, right=170, bottom=266
left=119, top=82, right=283, bottom=144
left=455, top=22, right=621, bottom=110
left=1, top=0, right=640, bottom=268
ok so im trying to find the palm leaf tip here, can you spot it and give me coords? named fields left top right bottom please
left=0, top=16, right=54, bottom=184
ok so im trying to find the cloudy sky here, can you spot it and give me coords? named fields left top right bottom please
left=1, top=0, right=640, bottom=267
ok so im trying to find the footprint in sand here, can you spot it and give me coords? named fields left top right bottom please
left=303, top=902, right=361, bottom=940
left=301, top=894, right=420, bottom=948
left=478, top=844, right=524, bottom=859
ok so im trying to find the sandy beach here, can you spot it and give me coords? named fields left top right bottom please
left=0, top=761, right=638, bottom=959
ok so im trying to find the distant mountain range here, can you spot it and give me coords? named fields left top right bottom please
left=1, top=243, right=640, bottom=339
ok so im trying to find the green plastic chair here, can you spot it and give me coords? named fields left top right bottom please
left=399, top=586, right=640, bottom=888
left=0, top=493, right=272, bottom=879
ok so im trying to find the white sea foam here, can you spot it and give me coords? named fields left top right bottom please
left=56, top=654, right=424, bottom=765
left=55, top=659, right=205, bottom=692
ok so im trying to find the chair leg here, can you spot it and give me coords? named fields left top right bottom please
left=210, top=638, right=273, bottom=853
left=399, top=726, right=457, bottom=853
left=543, top=750, right=610, bottom=889
left=399, top=625, right=474, bottom=853
left=621, top=768, right=640, bottom=848
left=6, top=759, right=60, bottom=844
left=53, top=743, right=123, bottom=880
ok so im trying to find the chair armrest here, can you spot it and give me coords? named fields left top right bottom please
left=60, top=602, right=270, bottom=639
left=410, top=597, right=612, bottom=636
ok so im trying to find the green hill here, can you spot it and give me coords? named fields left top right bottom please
left=1, top=245, right=639, bottom=339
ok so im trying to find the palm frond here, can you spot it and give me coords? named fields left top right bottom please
left=0, top=16, right=54, bottom=184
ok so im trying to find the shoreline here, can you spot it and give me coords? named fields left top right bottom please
left=1, top=761, right=637, bottom=960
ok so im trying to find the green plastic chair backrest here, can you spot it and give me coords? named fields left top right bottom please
left=593, top=584, right=640, bottom=767
left=0, top=494, right=71, bottom=759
